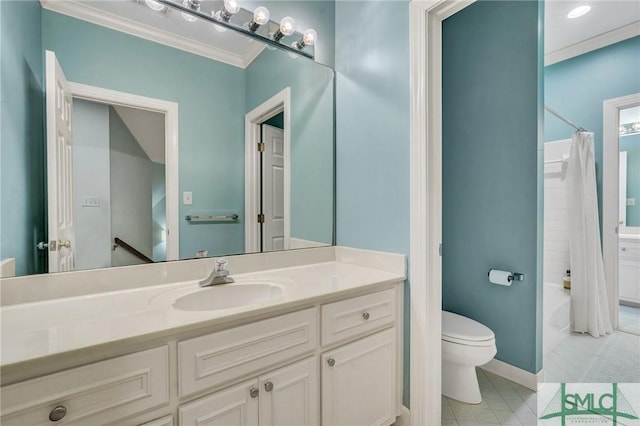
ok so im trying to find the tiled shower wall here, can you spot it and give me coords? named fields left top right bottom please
left=543, top=139, right=572, bottom=284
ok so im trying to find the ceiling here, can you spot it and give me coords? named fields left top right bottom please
left=545, top=0, right=640, bottom=56
left=113, top=105, right=166, bottom=164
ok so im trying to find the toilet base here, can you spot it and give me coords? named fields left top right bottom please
left=442, top=363, right=482, bottom=404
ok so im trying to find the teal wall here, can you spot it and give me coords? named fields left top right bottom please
left=41, top=10, right=247, bottom=260
left=621, top=133, right=640, bottom=227
left=334, top=0, right=411, bottom=405
left=0, top=0, right=46, bottom=276
left=441, top=0, right=543, bottom=373
left=246, top=48, right=334, bottom=244
left=545, top=37, right=640, bottom=229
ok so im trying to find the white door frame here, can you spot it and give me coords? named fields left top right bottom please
left=68, top=82, right=180, bottom=261
left=244, top=88, right=291, bottom=253
left=602, top=92, right=640, bottom=329
left=409, top=1, right=475, bottom=424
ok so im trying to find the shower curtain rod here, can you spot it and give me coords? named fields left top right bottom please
left=544, top=105, right=588, bottom=132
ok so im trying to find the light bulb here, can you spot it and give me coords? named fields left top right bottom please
left=145, top=0, right=166, bottom=12
left=567, top=5, right=591, bottom=19
left=273, top=16, right=296, bottom=41
left=224, top=0, right=241, bottom=15
left=248, top=6, right=270, bottom=31
left=253, top=7, right=270, bottom=25
left=295, top=28, right=317, bottom=49
left=215, top=0, right=240, bottom=22
left=279, top=16, right=296, bottom=36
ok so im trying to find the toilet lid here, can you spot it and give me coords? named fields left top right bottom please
left=442, top=311, right=495, bottom=345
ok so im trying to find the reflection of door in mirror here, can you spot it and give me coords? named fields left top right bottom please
left=617, top=105, right=640, bottom=335
left=261, top=120, right=285, bottom=252
left=44, top=51, right=179, bottom=272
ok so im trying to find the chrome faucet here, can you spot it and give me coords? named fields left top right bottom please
left=199, top=258, right=235, bottom=287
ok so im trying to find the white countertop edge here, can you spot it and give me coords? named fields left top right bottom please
left=1, top=246, right=407, bottom=306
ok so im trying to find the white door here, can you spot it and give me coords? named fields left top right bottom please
left=321, top=328, right=397, bottom=426
left=261, top=124, right=285, bottom=251
left=45, top=50, right=75, bottom=272
left=179, top=378, right=260, bottom=426
left=259, top=357, right=319, bottom=426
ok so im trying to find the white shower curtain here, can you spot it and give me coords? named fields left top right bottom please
left=566, top=132, right=612, bottom=337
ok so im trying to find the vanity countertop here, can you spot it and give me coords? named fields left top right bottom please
left=1, top=247, right=405, bottom=367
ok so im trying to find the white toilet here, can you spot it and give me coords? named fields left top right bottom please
left=442, top=311, right=497, bottom=404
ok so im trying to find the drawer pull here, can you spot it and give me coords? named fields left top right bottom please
left=362, top=312, right=370, bottom=320
left=327, top=358, right=336, bottom=367
left=49, top=406, right=67, bottom=422
left=621, top=247, right=627, bottom=251
left=249, top=387, right=259, bottom=398
left=264, top=382, right=273, bottom=392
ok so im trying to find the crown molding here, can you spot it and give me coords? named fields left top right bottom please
left=40, top=0, right=254, bottom=69
left=545, top=21, right=640, bottom=66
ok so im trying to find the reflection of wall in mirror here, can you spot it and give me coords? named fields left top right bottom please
left=620, top=133, right=640, bottom=227
left=545, top=36, right=640, bottom=227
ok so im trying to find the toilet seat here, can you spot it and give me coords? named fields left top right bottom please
left=442, top=311, right=495, bottom=347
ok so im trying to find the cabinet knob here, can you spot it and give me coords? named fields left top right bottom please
left=327, top=357, right=335, bottom=367
left=250, top=387, right=259, bottom=398
left=49, top=406, right=67, bottom=422
left=362, top=311, right=370, bottom=320
left=264, top=381, right=273, bottom=392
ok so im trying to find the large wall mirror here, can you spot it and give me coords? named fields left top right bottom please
left=1, top=0, right=335, bottom=277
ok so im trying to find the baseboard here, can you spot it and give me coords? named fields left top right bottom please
left=480, top=359, right=540, bottom=391
left=392, top=406, right=411, bottom=426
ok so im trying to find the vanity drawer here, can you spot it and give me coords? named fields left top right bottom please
left=619, top=240, right=640, bottom=260
left=0, top=346, right=169, bottom=426
left=178, top=307, right=317, bottom=398
left=321, top=288, right=396, bottom=346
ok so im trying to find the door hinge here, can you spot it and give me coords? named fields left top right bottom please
left=258, top=213, right=265, bottom=223
left=257, top=142, right=265, bottom=152
left=438, top=243, right=443, bottom=257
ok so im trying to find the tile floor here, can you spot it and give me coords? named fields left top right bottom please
left=442, top=368, right=537, bottom=426
left=619, top=304, right=640, bottom=336
left=543, top=328, right=640, bottom=383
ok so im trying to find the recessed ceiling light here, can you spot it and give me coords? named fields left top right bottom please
left=567, top=5, right=591, bottom=19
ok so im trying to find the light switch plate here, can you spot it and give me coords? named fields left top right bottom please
left=183, top=191, right=193, bottom=205
left=627, top=198, right=636, bottom=206
left=82, top=196, right=100, bottom=207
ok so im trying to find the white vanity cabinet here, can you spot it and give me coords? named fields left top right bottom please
left=619, top=237, right=640, bottom=304
left=1, top=283, right=403, bottom=426
left=179, top=357, right=318, bottom=426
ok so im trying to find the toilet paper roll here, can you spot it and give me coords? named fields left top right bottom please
left=488, top=269, right=512, bottom=286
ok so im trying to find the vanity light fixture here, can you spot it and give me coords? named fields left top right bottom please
left=567, top=5, right=591, bottom=19
left=181, top=0, right=200, bottom=22
left=214, top=0, right=241, bottom=22
left=145, top=0, right=167, bottom=12
left=273, top=16, right=296, bottom=42
left=248, top=6, right=270, bottom=32
left=295, top=29, right=317, bottom=49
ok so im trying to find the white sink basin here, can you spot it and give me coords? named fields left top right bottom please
left=147, top=279, right=288, bottom=311
left=173, top=284, right=283, bottom=311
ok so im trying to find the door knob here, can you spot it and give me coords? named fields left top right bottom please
left=58, top=240, right=71, bottom=249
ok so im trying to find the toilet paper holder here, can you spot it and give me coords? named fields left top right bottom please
left=488, top=269, right=525, bottom=284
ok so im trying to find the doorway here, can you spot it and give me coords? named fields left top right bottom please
left=44, top=50, right=179, bottom=272
left=244, top=88, right=291, bottom=253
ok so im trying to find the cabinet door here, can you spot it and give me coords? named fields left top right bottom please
left=321, top=328, right=396, bottom=426
left=179, top=379, right=259, bottom=426
left=259, top=357, right=318, bottom=426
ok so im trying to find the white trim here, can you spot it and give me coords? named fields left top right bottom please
left=409, top=2, right=475, bottom=425
left=69, top=82, right=180, bottom=261
left=393, top=406, right=411, bottom=426
left=480, top=360, right=539, bottom=391
left=40, top=0, right=261, bottom=69
left=603, top=93, right=640, bottom=330
left=545, top=21, right=640, bottom=66
left=244, top=88, right=291, bottom=253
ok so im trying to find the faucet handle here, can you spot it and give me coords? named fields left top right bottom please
left=215, top=258, right=228, bottom=271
